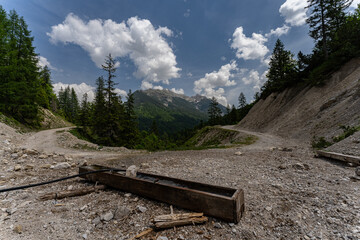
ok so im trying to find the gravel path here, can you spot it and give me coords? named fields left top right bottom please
left=0, top=124, right=359, bottom=240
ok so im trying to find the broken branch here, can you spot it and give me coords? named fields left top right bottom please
left=38, top=185, right=106, bottom=201
left=152, top=213, right=208, bottom=229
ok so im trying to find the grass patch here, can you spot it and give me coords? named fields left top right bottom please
left=0, top=112, right=32, bottom=133
left=180, top=126, right=257, bottom=150
left=312, top=124, right=360, bottom=149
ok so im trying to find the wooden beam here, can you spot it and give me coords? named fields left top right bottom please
left=79, top=165, right=244, bottom=223
left=317, top=150, right=360, bottom=166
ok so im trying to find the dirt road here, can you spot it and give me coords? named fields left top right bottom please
left=1, top=125, right=359, bottom=240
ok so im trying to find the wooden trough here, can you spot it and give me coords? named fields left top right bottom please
left=317, top=150, right=360, bottom=166
left=79, top=165, right=244, bottom=223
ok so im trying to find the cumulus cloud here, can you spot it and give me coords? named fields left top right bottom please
left=52, top=82, right=126, bottom=102
left=279, top=0, right=308, bottom=27
left=230, top=27, right=269, bottom=61
left=241, top=69, right=268, bottom=91
left=351, top=0, right=360, bottom=8
left=48, top=13, right=181, bottom=88
left=37, top=56, right=58, bottom=71
left=194, top=61, right=238, bottom=105
left=170, top=88, right=185, bottom=95
left=265, top=24, right=291, bottom=37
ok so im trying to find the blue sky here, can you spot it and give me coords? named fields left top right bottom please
left=2, top=0, right=358, bottom=106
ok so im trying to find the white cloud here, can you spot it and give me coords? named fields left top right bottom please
left=230, top=27, right=269, bottom=61
left=221, top=56, right=226, bottom=61
left=170, top=88, right=185, bottom=95
left=265, top=24, right=291, bottom=37
left=37, top=56, right=58, bottom=71
left=279, top=0, right=308, bottom=27
left=48, top=13, right=181, bottom=88
left=194, top=61, right=238, bottom=105
left=241, top=69, right=268, bottom=91
left=187, top=72, right=193, bottom=77
left=351, top=0, right=360, bottom=8
left=52, top=82, right=126, bottom=102
left=184, top=9, right=191, bottom=17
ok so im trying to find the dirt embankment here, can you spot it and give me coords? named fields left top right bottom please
left=239, top=58, right=360, bottom=143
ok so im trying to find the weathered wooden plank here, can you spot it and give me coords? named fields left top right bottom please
left=79, top=165, right=244, bottom=223
left=317, top=150, right=360, bottom=166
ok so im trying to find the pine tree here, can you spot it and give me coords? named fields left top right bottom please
left=124, top=90, right=139, bottom=147
left=306, top=0, right=352, bottom=59
left=264, top=39, right=297, bottom=97
left=0, top=9, right=40, bottom=124
left=69, top=88, right=79, bottom=123
left=238, top=92, right=247, bottom=109
left=208, top=97, right=222, bottom=125
left=92, top=76, right=108, bottom=142
left=79, top=93, right=91, bottom=127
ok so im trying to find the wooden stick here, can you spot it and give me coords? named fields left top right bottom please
left=152, top=212, right=208, bottom=229
left=153, top=213, right=204, bottom=222
left=153, top=216, right=208, bottom=229
left=128, top=228, right=153, bottom=240
left=39, top=185, right=106, bottom=201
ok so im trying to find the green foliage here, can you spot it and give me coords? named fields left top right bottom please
left=182, top=126, right=257, bottom=150
left=261, top=39, right=297, bottom=99
left=208, top=97, right=222, bottom=125
left=57, top=86, right=79, bottom=123
left=238, top=92, right=246, bottom=109
left=0, top=7, right=57, bottom=126
left=312, top=125, right=359, bottom=149
left=332, top=125, right=359, bottom=142
left=311, top=136, right=332, bottom=149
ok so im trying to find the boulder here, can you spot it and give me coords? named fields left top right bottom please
left=53, top=162, right=71, bottom=169
left=126, top=165, right=138, bottom=177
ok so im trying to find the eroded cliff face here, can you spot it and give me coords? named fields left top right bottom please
left=239, top=58, right=360, bottom=142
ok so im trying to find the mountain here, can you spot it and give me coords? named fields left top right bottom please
left=133, top=89, right=226, bottom=135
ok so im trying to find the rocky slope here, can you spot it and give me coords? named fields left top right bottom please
left=0, top=122, right=359, bottom=239
left=239, top=58, right=360, bottom=143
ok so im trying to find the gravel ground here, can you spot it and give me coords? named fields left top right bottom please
left=0, top=123, right=359, bottom=240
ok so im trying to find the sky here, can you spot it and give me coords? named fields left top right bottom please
left=1, top=0, right=359, bottom=106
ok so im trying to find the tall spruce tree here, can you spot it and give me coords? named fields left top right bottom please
left=0, top=8, right=40, bottom=124
left=79, top=93, right=91, bottom=127
left=69, top=88, right=79, bottom=123
left=123, top=90, right=138, bottom=147
left=92, top=76, right=108, bottom=142
left=208, top=97, right=222, bottom=125
left=264, top=39, right=297, bottom=97
left=238, top=92, right=247, bottom=109
left=306, top=0, right=352, bottom=58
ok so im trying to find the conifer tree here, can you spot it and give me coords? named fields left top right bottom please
left=306, top=0, right=352, bottom=58
left=0, top=9, right=40, bottom=124
left=92, top=76, right=108, bottom=141
left=124, top=90, right=139, bottom=147
left=69, top=88, right=79, bottom=123
left=264, top=39, right=297, bottom=97
left=208, top=97, right=222, bottom=125
left=79, top=93, right=91, bottom=127
left=238, top=92, right=247, bottom=109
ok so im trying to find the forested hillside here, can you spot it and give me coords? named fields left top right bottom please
left=240, top=1, right=360, bottom=142
left=0, top=7, right=56, bottom=126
